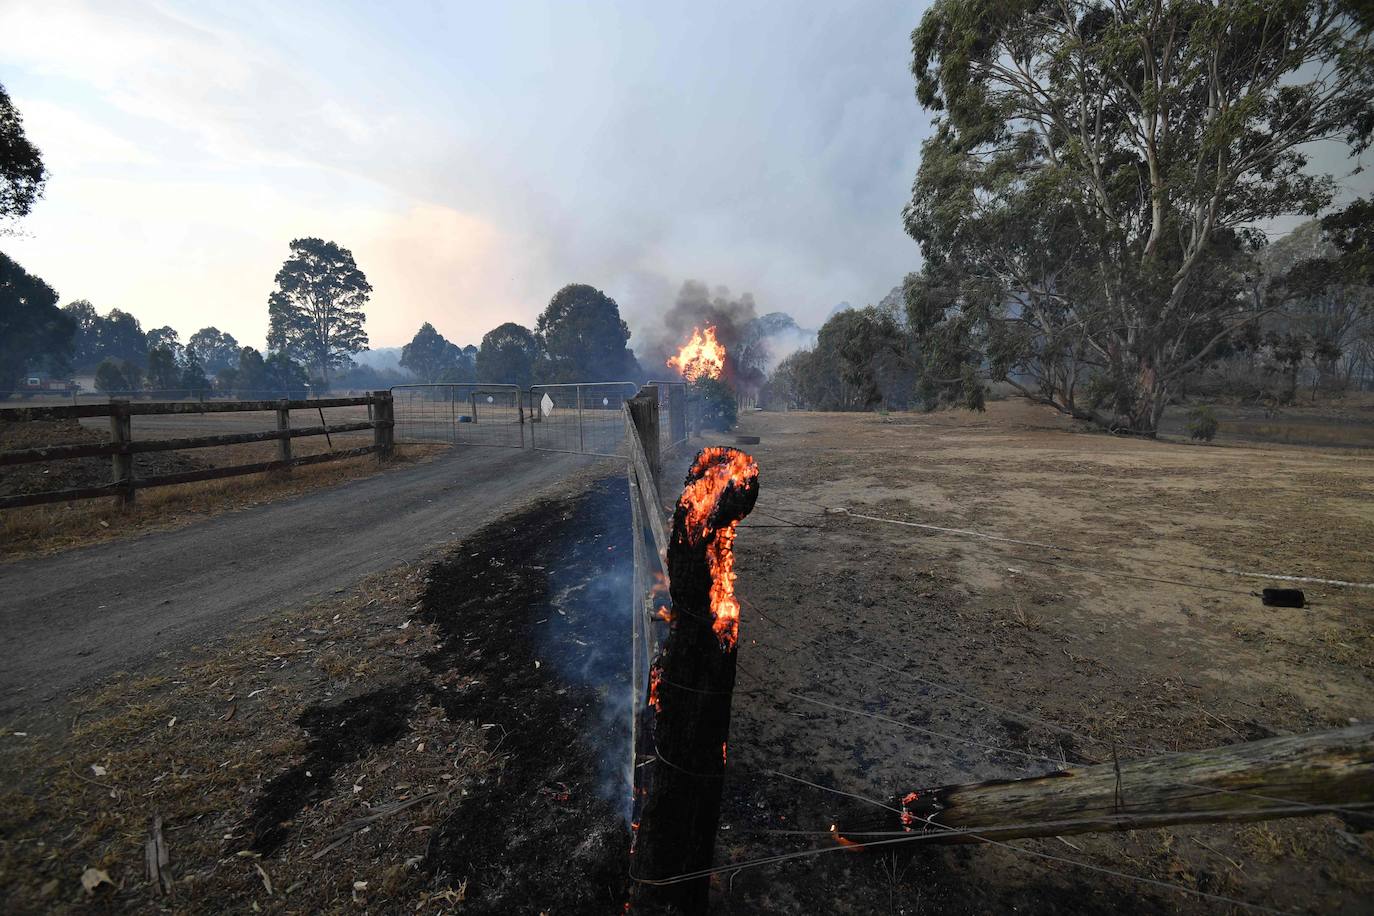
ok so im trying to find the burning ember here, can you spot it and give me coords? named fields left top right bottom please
left=676, top=447, right=760, bottom=649
left=667, top=325, right=726, bottom=382
left=648, top=665, right=664, bottom=712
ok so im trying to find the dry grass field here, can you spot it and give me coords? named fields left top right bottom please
left=711, top=402, right=1373, bottom=912
left=2, top=401, right=1370, bottom=913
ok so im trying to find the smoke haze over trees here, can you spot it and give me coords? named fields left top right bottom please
left=900, top=0, right=1374, bottom=435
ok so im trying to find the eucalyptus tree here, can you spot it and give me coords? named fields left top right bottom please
left=267, top=238, right=371, bottom=383
left=904, top=0, right=1373, bottom=434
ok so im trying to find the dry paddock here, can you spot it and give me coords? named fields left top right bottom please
left=2, top=400, right=1371, bottom=914
left=709, top=402, right=1373, bottom=913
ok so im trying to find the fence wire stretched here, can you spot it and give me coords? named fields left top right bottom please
left=390, top=383, right=524, bottom=448
left=529, top=382, right=639, bottom=457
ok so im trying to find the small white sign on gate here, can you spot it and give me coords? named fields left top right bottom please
left=540, top=392, right=555, bottom=417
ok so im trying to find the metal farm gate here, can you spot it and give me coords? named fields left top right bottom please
left=390, top=383, right=525, bottom=448
left=528, top=382, right=638, bottom=457
left=391, top=381, right=693, bottom=457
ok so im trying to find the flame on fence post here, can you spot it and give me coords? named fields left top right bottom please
left=631, top=446, right=759, bottom=915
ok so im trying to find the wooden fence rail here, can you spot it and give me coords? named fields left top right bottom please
left=0, top=392, right=394, bottom=510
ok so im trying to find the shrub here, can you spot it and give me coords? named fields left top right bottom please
left=693, top=377, right=737, bottom=431
left=1187, top=405, right=1220, bottom=442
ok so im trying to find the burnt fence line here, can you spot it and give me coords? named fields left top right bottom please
left=0, top=392, right=394, bottom=511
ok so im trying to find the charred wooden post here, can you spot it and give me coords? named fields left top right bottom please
left=627, top=388, right=662, bottom=506
left=632, top=447, right=759, bottom=915
left=833, top=723, right=1374, bottom=846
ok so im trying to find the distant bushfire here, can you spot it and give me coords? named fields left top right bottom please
left=667, top=326, right=726, bottom=382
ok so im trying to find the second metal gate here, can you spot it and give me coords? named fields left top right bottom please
left=529, top=382, right=638, bottom=457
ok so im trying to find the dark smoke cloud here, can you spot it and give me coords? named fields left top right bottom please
left=640, top=280, right=761, bottom=387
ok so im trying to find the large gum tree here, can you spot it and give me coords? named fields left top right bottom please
left=267, top=238, right=371, bottom=384
left=904, top=0, right=1373, bottom=434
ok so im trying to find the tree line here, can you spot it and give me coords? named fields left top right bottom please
left=760, top=1, right=1374, bottom=435
left=1, top=79, right=653, bottom=399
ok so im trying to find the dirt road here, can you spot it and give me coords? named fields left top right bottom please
left=0, top=446, right=601, bottom=721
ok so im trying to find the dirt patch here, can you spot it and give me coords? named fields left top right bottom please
left=0, top=417, right=209, bottom=498
left=691, top=403, right=1373, bottom=913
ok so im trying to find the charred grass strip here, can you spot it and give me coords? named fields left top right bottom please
left=0, top=473, right=633, bottom=914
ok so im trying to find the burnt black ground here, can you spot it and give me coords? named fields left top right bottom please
left=244, top=475, right=634, bottom=913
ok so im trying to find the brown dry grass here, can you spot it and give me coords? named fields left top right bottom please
left=1, top=443, right=446, bottom=560
left=0, top=560, right=491, bottom=914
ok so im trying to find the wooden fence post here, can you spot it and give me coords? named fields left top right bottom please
left=109, top=400, right=133, bottom=506
left=834, top=723, right=1374, bottom=845
left=627, top=386, right=661, bottom=493
left=275, top=399, right=292, bottom=474
left=631, top=447, right=759, bottom=915
left=372, top=391, right=394, bottom=458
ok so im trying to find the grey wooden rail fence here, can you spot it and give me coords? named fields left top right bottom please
left=0, top=391, right=394, bottom=510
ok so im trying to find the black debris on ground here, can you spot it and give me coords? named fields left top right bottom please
left=242, top=475, right=633, bottom=913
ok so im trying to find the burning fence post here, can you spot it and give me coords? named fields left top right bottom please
left=631, top=447, right=759, bottom=914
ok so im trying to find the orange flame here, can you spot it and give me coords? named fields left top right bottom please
left=830, top=824, right=862, bottom=851
left=667, top=326, right=726, bottom=382
left=900, top=791, right=922, bottom=831
left=648, top=665, right=664, bottom=712
left=677, top=447, right=760, bottom=649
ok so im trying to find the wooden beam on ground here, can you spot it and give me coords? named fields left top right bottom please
left=835, top=724, right=1374, bottom=846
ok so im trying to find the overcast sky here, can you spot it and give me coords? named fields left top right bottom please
left=0, top=0, right=930, bottom=351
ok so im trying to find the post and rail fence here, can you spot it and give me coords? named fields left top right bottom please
left=0, top=392, right=394, bottom=511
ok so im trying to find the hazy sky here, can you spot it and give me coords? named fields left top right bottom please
left=0, top=1, right=930, bottom=350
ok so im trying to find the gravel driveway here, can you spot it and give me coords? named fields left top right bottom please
left=0, top=446, right=600, bottom=720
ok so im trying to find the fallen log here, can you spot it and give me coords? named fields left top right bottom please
left=834, top=723, right=1374, bottom=846
left=631, top=446, right=759, bottom=915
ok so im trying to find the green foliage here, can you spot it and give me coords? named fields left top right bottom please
left=180, top=348, right=209, bottom=391
left=146, top=345, right=181, bottom=390
left=0, top=82, right=47, bottom=222
left=187, top=327, right=240, bottom=374
left=400, top=322, right=469, bottom=381
left=146, top=326, right=181, bottom=363
left=476, top=322, right=538, bottom=387
left=264, top=351, right=309, bottom=397
left=62, top=300, right=101, bottom=367
left=267, top=237, right=371, bottom=381
left=229, top=346, right=305, bottom=396
left=763, top=306, right=915, bottom=411
left=97, top=309, right=148, bottom=365
left=93, top=358, right=141, bottom=394
left=0, top=252, right=72, bottom=397
left=534, top=283, right=640, bottom=382
left=1187, top=405, right=1220, bottom=442
left=905, top=0, right=1373, bottom=435
left=692, top=377, right=737, bottom=431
